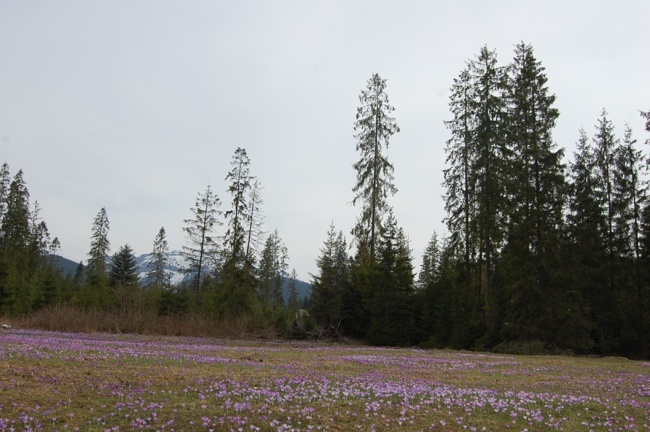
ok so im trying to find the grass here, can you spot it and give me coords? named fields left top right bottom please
left=0, top=328, right=649, bottom=431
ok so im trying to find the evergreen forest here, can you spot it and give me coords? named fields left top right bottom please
left=2, top=43, right=649, bottom=358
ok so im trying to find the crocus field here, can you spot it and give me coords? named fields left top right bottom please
left=1, top=329, right=648, bottom=431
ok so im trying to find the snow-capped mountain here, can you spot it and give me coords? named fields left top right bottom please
left=134, top=249, right=193, bottom=287
left=134, top=251, right=311, bottom=301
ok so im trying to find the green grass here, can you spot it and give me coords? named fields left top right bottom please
left=1, top=329, right=648, bottom=431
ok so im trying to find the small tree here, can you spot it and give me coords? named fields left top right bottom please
left=258, top=230, right=288, bottom=309
left=310, top=224, right=348, bottom=329
left=146, top=227, right=171, bottom=290
left=109, top=244, right=139, bottom=289
left=0, top=162, right=10, bottom=225
left=182, top=185, right=221, bottom=306
left=287, top=268, right=300, bottom=311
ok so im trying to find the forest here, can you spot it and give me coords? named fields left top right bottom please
left=1, top=43, right=649, bottom=358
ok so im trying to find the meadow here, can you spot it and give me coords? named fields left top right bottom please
left=0, top=329, right=648, bottom=431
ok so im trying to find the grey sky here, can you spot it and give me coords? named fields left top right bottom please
left=1, top=1, right=648, bottom=281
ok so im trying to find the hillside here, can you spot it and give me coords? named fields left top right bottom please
left=50, top=252, right=311, bottom=302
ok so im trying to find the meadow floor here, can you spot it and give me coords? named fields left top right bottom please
left=0, top=329, right=649, bottom=431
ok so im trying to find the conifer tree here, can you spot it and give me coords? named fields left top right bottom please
left=245, top=179, right=265, bottom=265
left=0, top=162, right=10, bottom=226
left=182, top=185, right=221, bottom=306
left=443, top=67, right=476, bottom=269
left=146, top=227, right=170, bottom=290
left=501, top=42, right=567, bottom=344
left=310, top=223, right=348, bottom=329
left=566, top=126, right=616, bottom=353
left=224, top=147, right=254, bottom=267
left=351, top=73, right=400, bottom=260
left=287, top=268, right=300, bottom=311
left=469, top=46, right=510, bottom=335
left=344, top=240, right=372, bottom=339
left=109, top=244, right=139, bottom=288
left=84, top=207, right=111, bottom=307
left=0, top=170, right=33, bottom=313
left=612, top=125, right=647, bottom=354
left=417, top=233, right=453, bottom=345
left=257, top=230, right=288, bottom=309
left=365, top=212, right=415, bottom=346
left=593, top=111, right=619, bottom=257
left=442, top=46, right=509, bottom=337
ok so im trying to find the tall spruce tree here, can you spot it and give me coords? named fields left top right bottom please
left=612, top=125, right=647, bottom=354
left=224, top=147, right=254, bottom=267
left=442, top=66, right=487, bottom=347
left=182, top=185, right=221, bottom=306
left=84, top=207, right=111, bottom=307
left=590, top=111, right=625, bottom=352
left=0, top=170, right=33, bottom=313
left=443, top=46, right=509, bottom=338
left=351, top=73, right=400, bottom=260
left=565, top=129, right=606, bottom=352
left=443, top=67, right=476, bottom=270
left=501, top=42, right=568, bottom=345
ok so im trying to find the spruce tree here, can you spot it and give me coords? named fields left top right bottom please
left=310, top=223, right=347, bottom=330
left=245, top=179, right=265, bottom=265
left=612, top=125, right=647, bottom=354
left=501, top=42, right=567, bottom=345
left=224, top=147, right=254, bottom=267
left=287, top=268, right=300, bottom=311
left=146, top=227, right=171, bottom=290
left=0, top=162, right=10, bottom=226
left=109, top=244, right=139, bottom=288
left=466, top=46, right=509, bottom=336
left=565, top=129, right=606, bottom=352
left=365, top=212, right=415, bottom=346
left=0, top=170, right=33, bottom=313
left=182, top=185, right=221, bottom=306
left=345, top=241, right=372, bottom=339
left=417, top=233, right=454, bottom=346
left=257, top=230, right=288, bottom=309
left=84, top=207, right=111, bottom=307
left=351, top=73, right=400, bottom=260
left=443, top=67, right=476, bottom=269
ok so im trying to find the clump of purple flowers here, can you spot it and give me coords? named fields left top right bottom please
left=1, top=329, right=648, bottom=431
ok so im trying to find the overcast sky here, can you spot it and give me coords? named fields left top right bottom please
left=1, top=1, right=648, bottom=281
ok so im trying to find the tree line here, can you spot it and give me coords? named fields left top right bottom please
left=310, top=43, right=650, bottom=358
left=0, top=147, right=304, bottom=333
left=2, top=42, right=649, bottom=356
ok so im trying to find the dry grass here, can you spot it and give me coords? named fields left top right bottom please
left=3, top=304, right=277, bottom=339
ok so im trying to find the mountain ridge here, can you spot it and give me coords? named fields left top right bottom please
left=50, top=252, right=311, bottom=302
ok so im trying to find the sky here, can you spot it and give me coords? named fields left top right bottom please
left=1, top=1, right=649, bottom=281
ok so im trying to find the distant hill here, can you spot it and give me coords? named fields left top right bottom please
left=50, top=251, right=311, bottom=302
left=49, top=254, right=82, bottom=276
